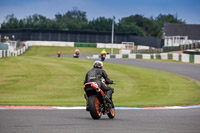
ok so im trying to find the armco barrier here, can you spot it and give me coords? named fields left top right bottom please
left=1, top=50, right=3, bottom=57
left=129, top=54, right=136, bottom=59
left=122, top=54, right=128, bottom=58
left=194, top=55, right=200, bottom=64
left=142, top=54, right=151, bottom=59
left=172, top=53, right=179, bottom=61
left=189, top=54, right=194, bottom=63
left=90, top=53, right=200, bottom=64
left=179, top=54, right=182, bottom=61
left=25, top=41, right=74, bottom=47
left=97, top=43, right=125, bottom=49
left=115, top=54, right=122, bottom=58
left=155, top=54, right=161, bottom=59
left=161, top=53, right=168, bottom=60
left=110, top=55, right=116, bottom=58
left=25, top=41, right=125, bottom=49
left=0, top=50, right=2, bottom=58
left=182, top=54, right=189, bottom=63
left=136, top=54, right=142, bottom=59
left=168, top=54, right=173, bottom=60
left=3, top=50, right=5, bottom=57
left=106, top=54, right=110, bottom=59
left=7, top=51, right=9, bottom=57
left=0, top=44, right=29, bottom=59
left=150, top=54, right=154, bottom=59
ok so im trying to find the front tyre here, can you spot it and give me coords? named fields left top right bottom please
left=88, top=95, right=102, bottom=119
left=107, top=104, right=115, bottom=119
left=101, top=57, right=105, bottom=61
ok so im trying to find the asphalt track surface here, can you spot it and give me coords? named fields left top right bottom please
left=1, top=55, right=200, bottom=133
left=1, top=109, right=200, bottom=133
left=105, top=59, right=200, bottom=82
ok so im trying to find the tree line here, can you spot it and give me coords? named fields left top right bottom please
left=0, top=9, right=185, bottom=38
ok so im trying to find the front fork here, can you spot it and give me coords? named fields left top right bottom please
left=101, top=97, right=112, bottom=115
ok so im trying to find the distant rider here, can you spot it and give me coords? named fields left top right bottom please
left=101, top=49, right=107, bottom=56
left=75, top=49, right=80, bottom=55
left=57, top=51, right=61, bottom=58
left=84, top=61, right=114, bottom=110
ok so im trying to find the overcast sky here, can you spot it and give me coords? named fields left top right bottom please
left=0, top=0, right=200, bottom=25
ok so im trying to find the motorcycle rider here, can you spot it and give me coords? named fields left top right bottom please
left=57, top=51, right=61, bottom=58
left=75, top=49, right=80, bottom=55
left=84, top=61, right=114, bottom=110
left=101, top=49, right=107, bottom=56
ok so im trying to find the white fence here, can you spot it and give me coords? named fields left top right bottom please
left=181, top=54, right=189, bottom=63
left=90, top=53, right=200, bottom=64
left=25, top=41, right=74, bottom=47
left=194, top=55, right=200, bottom=64
left=0, top=43, right=29, bottom=58
left=142, top=54, right=151, bottom=59
left=97, top=43, right=125, bottom=49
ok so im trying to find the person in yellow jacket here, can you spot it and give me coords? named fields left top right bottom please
left=100, top=49, right=107, bottom=61
left=101, top=49, right=107, bottom=55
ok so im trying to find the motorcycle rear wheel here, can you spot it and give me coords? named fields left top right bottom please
left=88, top=95, right=102, bottom=119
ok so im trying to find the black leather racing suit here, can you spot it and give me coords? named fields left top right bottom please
left=84, top=67, right=114, bottom=100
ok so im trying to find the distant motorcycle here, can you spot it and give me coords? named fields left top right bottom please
left=57, top=51, right=61, bottom=58
left=101, top=54, right=106, bottom=61
left=84, top=81, right=115, bottom=119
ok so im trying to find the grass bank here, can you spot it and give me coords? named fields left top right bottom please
left=24, top=46, right=119, bottom=57
left=0, top=46, right=199, bottom=107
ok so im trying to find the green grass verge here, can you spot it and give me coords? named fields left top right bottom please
left=24, top=46, right=119, bottom=57
left=0, top=46, right=200, bottom=107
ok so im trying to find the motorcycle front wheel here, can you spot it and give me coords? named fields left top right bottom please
left=101, top=57, right=105, bottom=61
left=88, top=95, right=102, bottom=119
left=107, top=104, right=115, bottom=119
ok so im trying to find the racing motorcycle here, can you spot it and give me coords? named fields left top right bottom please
left=101, top=54, right=106, bottom=61
left=73, top=53, right=79, bottom=58
left=84, top=81, right=115, bottom=119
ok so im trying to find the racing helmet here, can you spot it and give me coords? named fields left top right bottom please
left=93, top=61, right=103, bottom=69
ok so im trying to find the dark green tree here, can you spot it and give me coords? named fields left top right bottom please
left=119, top=14, right=158, bottom=37
left=85, top=17, right=113, bottom=32
left=116, top=22, right=146, bottom=36
left=1, top=14, right=19, bottom=29
left=0, top=10, right=186, bottom=39
left=55, top=8, right=88, bottom=30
